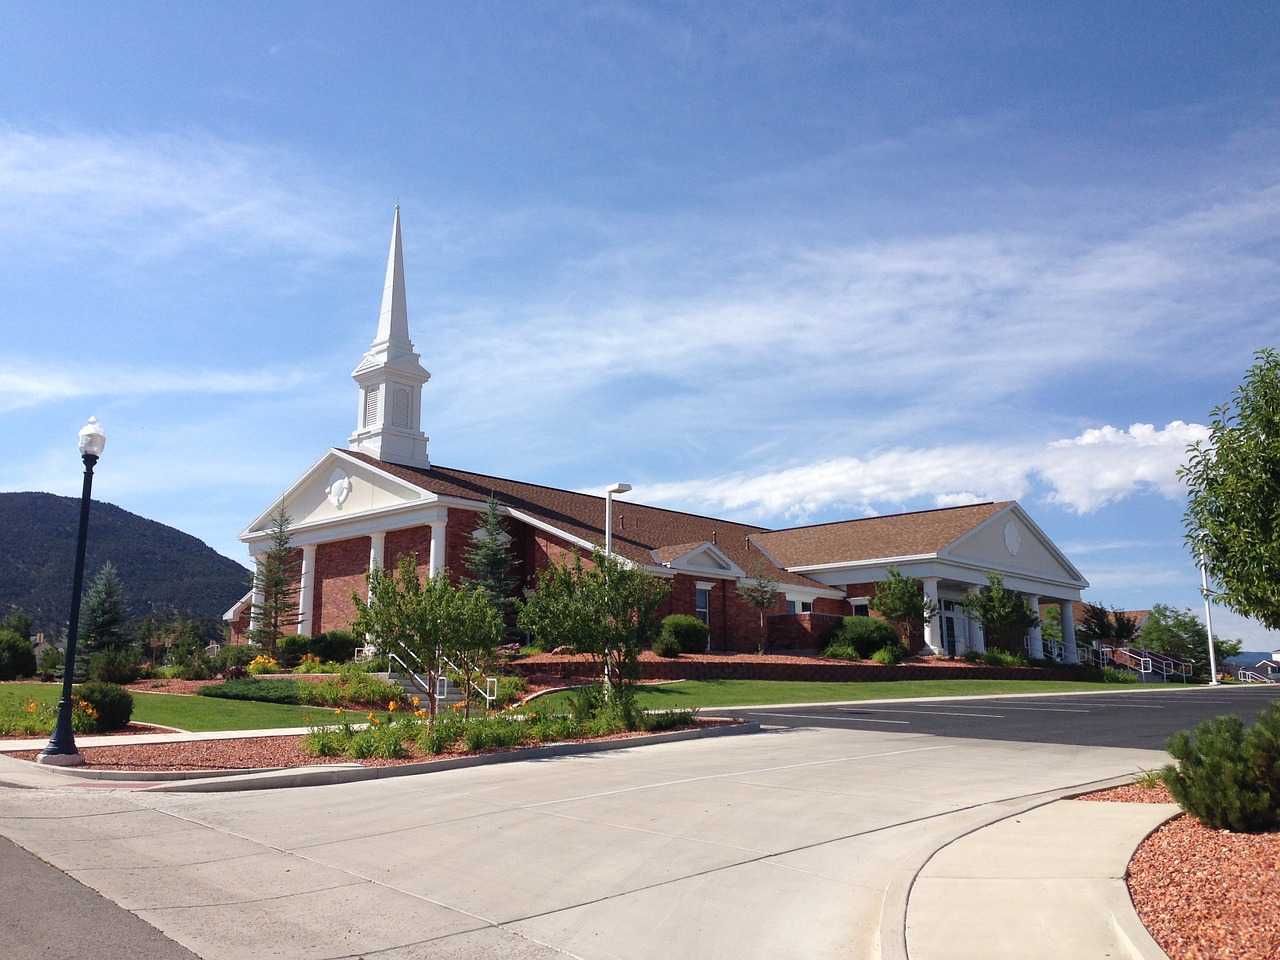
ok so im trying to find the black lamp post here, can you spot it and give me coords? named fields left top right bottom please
left=39, top=417, right=106, bottom=766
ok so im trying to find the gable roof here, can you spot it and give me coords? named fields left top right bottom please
left=343, top=451, right=826, bottom=589
left=751, top=502, right=1010, bottom=568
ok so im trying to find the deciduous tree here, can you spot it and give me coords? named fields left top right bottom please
left=518, top=549, right=669, bottom=695
left=871, top=567, right=938, bottom=646
left=736, top=564, right=781, bottom=655
left=962, top=574, right=1038, bottom=654
left=1140, top=603, right=1241, bottom=679
left=1181, top=348, right=1280, bottom=629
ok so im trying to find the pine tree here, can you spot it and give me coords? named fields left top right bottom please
left=249, top=505, right=301, bottom=655
left=79, top=561, right=131, bottom=654
left=460, top=496, right=520, bottom=636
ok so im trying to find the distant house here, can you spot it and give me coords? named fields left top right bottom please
left=225, top=209, right=1090, bottom=659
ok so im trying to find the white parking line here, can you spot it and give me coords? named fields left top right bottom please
left=838, top=707, right=1005, bottom=719
left=753, top=711, right=910, bottom=724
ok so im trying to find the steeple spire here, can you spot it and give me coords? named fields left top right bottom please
left=348, top=207, right=431, bottom=469
left=374, top=205, right=411, bottom=352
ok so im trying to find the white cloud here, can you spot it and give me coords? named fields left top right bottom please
left=634, top=422, right=1208, bottom=524
left=0, top=362, right=316, bottom=414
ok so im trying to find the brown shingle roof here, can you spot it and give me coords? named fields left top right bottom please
left=343, top=452, right=822, bottom=587
left=751, top=502, right=1010, bottom=567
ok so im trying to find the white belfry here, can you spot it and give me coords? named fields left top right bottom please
left=348, top=206, right=431, bottom=469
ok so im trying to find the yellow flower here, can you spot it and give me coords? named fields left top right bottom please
left=334, top=708, right=343, bottom=715
left=24, top=700, right=36, bottom=713
left=389, top=700, right=398, bottom=712
left=412, top=696, right=420, bottom=706
left=415, top=709, right=428, bottom=717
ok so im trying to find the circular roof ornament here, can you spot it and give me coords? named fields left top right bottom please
left=326, top=469, right=353, bottom=508
left=1003, top=520, right=1022, bottom=556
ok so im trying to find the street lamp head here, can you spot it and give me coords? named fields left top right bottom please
left=606, top=482, right=632, bottom=495
left=78, top=417, right=106, bottom=459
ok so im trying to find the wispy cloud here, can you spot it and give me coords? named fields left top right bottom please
left=631, top=422, right=1208, bottom=523
left=0, top=126, right=362, bottom=262
left=0, top=362, right=316, bottom=414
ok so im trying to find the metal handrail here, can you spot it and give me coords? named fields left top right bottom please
left=440, top=653, right=498, bottom=708
left=1103, top=646, right=1152, bottom=674
left=1239, top=669, right=1276, bottom=684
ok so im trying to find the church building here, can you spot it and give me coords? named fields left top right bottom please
left=226, top=210, right=1089, bottom=659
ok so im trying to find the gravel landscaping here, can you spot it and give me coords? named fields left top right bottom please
left=1080, top=781, right=1279, bottom=960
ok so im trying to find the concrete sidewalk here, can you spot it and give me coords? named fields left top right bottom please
left=0, top=726, right=1175, bottom=960
left=892, top=798, right=1176, bottom=960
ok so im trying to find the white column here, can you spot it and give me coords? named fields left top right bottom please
left=1061, top=601, right=1080, bottom=664
left=922, top=577, right=943, bottom=655
left=297, top=544, right=316, bottom=637
left=1026, top=593, right=1043, bottom=658
left=428, top=521, right=447, bottom=578
left=248, top=554, right=264, bottom=642
left=369, top=531, right=385, bottom=574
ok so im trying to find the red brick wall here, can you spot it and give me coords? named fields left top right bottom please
left=767, top=612, right=844, bottom=650
left=385, top=527, right=431, bottom=576
left=314, top=536, right=371, bottom=635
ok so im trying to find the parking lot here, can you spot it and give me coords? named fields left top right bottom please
left=711, top=683, right=1280, bottom=749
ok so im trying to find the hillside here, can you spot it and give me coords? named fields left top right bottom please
left=0, top=491, right=252, bottom=638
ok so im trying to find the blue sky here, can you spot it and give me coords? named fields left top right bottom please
left=2, top=2, right=1278, bottom=646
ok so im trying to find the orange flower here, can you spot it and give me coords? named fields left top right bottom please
left=389, top=700, right=398, bottom=712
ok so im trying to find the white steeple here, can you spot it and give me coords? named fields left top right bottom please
left=347, top=206, right=431, bottom=469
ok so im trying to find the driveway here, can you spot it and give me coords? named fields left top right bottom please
left=0, top=723, right=1166, bottom=959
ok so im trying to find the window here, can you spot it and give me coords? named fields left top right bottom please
left=695, top=587, right=711, bottom=625
left=786, top=599, right=797, bottom=614
left=852, top=603, right=869, bottom=617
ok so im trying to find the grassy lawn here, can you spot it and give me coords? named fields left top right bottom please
left=1, top=683, right=321, bottom=733
left=531, top=678, right=1160, bottom=711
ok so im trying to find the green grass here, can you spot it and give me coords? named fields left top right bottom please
left=1, top=683, right=321, bottom=733
left=529, top=678, right=1174, bottom=711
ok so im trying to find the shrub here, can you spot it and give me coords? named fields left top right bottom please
left=980, top=649, right=1028, bottom=668
left=870, top=642, right=908, bottom=665
left=827, top=617, right=900, bottom=659
left=176, top=657, right=213, bottom=681
left=74, top=681, right=133, bottom=732
left=659, top=615, right=709, bottom=655
left=198, top=677, right=303, bottom=705
left=312, top=630, right=358, bottom=664
left=88, top=648, right=141, bottom=684
left=0, top=629, right=37, bottom=680
left=651, top=633, right=683, bottom=658
left=1102, top=667, right=1140, bottom=684
left=247, top=655, right=280, bottom=675
left=638, top=709, right=697, bottom=732
left=463, top=715, right=535, bottom=751
left=491, top=675, right=528, bottom=709
left=211, top=645, right=262, bottom=671
left=423, top=713, right=466, bottom=754
left=275, top=634, right=309, bottom=669
left=823, top=643, right=859, bottom=661
left=1160, top=703, right=1280, bottom=832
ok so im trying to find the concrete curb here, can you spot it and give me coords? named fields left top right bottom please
left=22, top=719, right=760, bottom=792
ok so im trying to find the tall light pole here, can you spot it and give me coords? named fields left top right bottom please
left=39, top=417, right=106, bottom=766
left=1199, top=548, right=1220, bottom=686
left=604, top=482, right=631, bottom=557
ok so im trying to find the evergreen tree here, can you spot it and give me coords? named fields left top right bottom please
left=79, top=561, right=131, bottom=654
left=0, top=611, right=33, bottom=643
left=248, top=505, right=301, bottom=654
left=460, top=496, right=521, bottom=636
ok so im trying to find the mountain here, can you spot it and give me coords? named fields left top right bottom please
left=0, top=492, right=252, bottom=639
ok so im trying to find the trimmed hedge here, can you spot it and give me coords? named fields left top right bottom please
left=198, top=677, right=303, bottom=705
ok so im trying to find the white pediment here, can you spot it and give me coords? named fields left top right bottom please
left=944, top=504, right=1086, bottom=588
left=240, top=450, right=431, bottom=541
left=662, top=543, right=744, bottom=577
